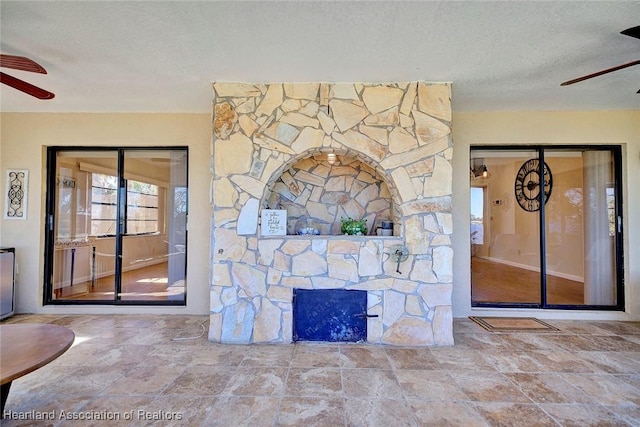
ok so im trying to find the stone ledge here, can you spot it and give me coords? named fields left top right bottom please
left=258, top=235, right=403, bottom=241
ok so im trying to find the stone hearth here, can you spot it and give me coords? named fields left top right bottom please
left=210, top=82, right=453, bottom=346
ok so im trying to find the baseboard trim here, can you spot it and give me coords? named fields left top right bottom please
left=476, top=256, right=584, bottom=283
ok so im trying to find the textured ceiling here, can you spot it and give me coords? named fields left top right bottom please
left=1, top=1, right=639, bottom=113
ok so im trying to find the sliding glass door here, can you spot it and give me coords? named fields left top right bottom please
left=44, top=147, right=188, bottom=305
left=471, top=150, right=542, bottom=305
left=470, top=146, right=623, bottom=310
left=543, top=149, right=620, bottom=307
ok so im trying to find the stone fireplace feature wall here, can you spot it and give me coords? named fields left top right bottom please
left=211, top=82, right=453, bottom=346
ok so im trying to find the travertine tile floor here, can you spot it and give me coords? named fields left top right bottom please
left=1, top=314, right=639, bottom=426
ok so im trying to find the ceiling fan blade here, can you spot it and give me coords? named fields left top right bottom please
left=0, top=54, right=47, bottom=74
left=0, top=71, right=55, bottom=99
left=621, top=25, right=640, bottom=39
left=560, top=59, right=640, bottom=86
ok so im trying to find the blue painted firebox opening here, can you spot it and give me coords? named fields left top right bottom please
left=293, top=288, right=367, bottom=342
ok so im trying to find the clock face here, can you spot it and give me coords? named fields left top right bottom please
left=514, top=159, right=552, bottom=212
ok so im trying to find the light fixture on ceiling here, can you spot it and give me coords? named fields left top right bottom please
left=327, top=153, right=337, bottom=165
left=478, top=164, right=491, bottom=179
left=470, top=158, right=491, bottom=179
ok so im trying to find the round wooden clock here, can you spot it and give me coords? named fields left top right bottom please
left=514, top=159, right=553, bottom=212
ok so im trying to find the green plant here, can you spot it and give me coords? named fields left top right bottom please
left=340, top=217, right=367, bottom=235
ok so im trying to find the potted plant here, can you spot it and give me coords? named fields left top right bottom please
left=341, top=217, right=367, bottom=235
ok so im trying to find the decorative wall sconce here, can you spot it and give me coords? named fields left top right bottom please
left=327, top=153, right=337, bottom=165
left=4, top=169, right=29, bottom=220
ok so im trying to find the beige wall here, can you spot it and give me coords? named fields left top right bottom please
left=453, top=110, right=640, bottom=320
left=1, top=110, right=638, bottom=321
left=0, top=113, right=211, bottom=315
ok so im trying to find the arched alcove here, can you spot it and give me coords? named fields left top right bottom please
left=262, top=150, right=402, bottom=236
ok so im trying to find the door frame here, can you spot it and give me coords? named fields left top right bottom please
left=470, top=145, right=624, bottom=311
left=43, top=146, right=189, bottom=306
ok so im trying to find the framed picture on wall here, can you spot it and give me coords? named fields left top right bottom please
left=4, top=169, right=29, bottom=220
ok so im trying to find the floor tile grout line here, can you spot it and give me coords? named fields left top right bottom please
left=272, top=348, right=293, bottom=427
left=532, top=402, right=569, bottom=427
left=386, top=347, right=423, bottom=426
left=338, top=346, right=348, bottom=427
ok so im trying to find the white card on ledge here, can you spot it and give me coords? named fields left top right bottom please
left=261, top=209, right=287, bottom=236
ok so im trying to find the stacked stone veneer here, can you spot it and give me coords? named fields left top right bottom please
left=266, top=154, right=394, bottom=236
left=210, top=82, right=454, bottom=346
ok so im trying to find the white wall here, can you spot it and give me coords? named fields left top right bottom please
left=0, top=113, right=211, bottom=315
left=452, top=110, right=640, bottom=320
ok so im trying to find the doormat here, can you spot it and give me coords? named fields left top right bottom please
left=469, top=316, right=560, bottom=332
